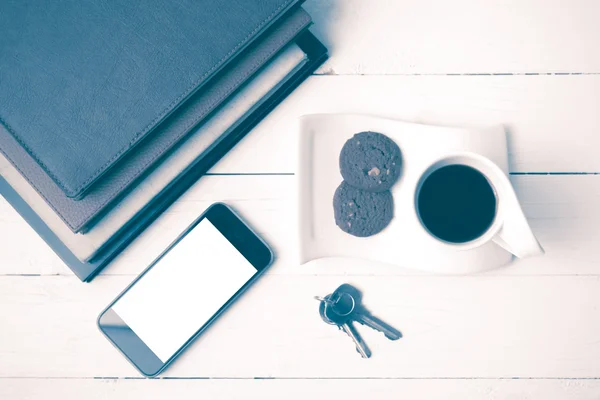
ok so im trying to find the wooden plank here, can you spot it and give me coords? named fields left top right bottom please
left=1, top=174, right=599, bottom=277
left=2, top=378, right=600, bottom=400
left=303, top=0, right=600, bottom=75
left=0, top=175, right=600, bottom=276
left=1, top=275, right=600, bottom=378
left=211, top=75, right=600, bottom=173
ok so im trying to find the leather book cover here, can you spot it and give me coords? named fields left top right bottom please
left=0, top=8, right=310, bottom=233
left=0, top=42, right=309, bottom=263
left=0, top=30, right=328, bottom=281
left=0, top=0, right=300, bottom=198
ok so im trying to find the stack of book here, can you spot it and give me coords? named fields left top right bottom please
left=0, top=0, right=327, bottom=281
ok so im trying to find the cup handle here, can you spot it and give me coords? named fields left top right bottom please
left=492, top=221, right=545, bottom=258
left=481, top=157, right=545, bottom=259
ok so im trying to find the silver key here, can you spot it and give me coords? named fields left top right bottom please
left=317, top=294, right=372, bottom=358
left=330, top=285, right=402, bottom=341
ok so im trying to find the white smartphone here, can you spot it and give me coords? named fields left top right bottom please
left=97, top=203, right=273, bottom=376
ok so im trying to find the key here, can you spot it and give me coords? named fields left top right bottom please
left=330, top=286, right=402, bottom=341
left=317, top=294, right=372, bottom=358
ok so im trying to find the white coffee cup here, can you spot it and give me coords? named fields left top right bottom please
left=414, top=152, right=544, bottom=258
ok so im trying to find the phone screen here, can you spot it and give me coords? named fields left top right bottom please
left=111, top=218, right=258, bottom=363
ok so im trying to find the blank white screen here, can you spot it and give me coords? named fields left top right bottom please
left=112, top=218, right=257, bottom=362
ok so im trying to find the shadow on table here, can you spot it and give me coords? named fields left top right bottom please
left=302, top=0, right=338, bottom=72
left=338, top=283, right=403, bottom=339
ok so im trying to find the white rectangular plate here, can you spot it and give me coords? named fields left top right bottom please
left=297, top=114, right=513, bottom=274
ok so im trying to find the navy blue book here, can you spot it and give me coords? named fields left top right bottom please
left=0, top=9, right=327, bottom=281
left=0, top=0, right=301, bottom=199
left=0, top=7, right=312, bottom=233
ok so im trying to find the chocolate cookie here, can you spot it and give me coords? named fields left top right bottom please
left=333, top=181, right=394, bottom=237
left=339, top=131, right=402, bottom=192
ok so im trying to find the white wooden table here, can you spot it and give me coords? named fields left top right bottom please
left=2, top=1, right=600, bottom=398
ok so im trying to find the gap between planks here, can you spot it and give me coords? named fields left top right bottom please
left=313, top=72, right=600, bottom=76
left=2, top=376, right=600, bottom=380
left=205, top=172, right=600, bottom=175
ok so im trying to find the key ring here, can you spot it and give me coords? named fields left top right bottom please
left=329, top=292, right=355, bottom=317
left=314, top=293, right=355, bottom=316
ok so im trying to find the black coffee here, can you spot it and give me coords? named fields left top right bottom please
left=417, top=164, right=496, bottom=243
